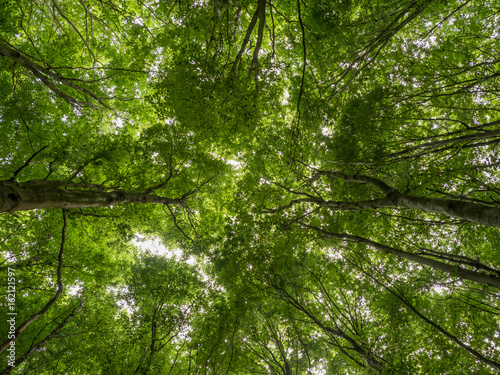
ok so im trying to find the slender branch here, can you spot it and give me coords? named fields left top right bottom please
left=0, top=41, right=114, bottom=112
left=0, top=210, right=67, bottom=353
left=230, top=6, right=260, bottom=76
left=67, top=159, right=95, bottom=182
left=251, top=0, right=266, bottom=85
left=350, top=256, right=500, bottom=371
left=310, top=170, right=396, bottom=195
left=272, top=282, right=384, bottom=372
left=327, top=0, right=434, bottom=96
left=50, top=0, right=96, bottom=63
left=295, top=0, right=307, bottom=125
left=144, top=171, right=174, bottom=195
left=163, top=204, right=193, bottom=242
left=305, top=224, right=500, bottom=288
left=11, top=146, right=48, bottom=180
left=0, top=299, right=85, bottom=375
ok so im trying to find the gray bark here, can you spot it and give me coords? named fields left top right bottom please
left=278, top=192, right=500, bottom=228
left=308, top=225, right=500, bottom=289
left=307, top=170, right=500, bottom=227
left=392, top=193, right=500, bottom=228
left=0, top=180, right=182, bottom=213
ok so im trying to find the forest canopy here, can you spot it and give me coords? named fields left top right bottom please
left=1, top=0, right=500, bottom=373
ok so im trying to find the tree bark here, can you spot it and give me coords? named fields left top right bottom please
left=390, top=192, right=500, bottom=228
left=0, top=41, right=113, bottom=111
left=307, top=225, right=500, bottom=289
left=0, top=211, right=67, bottom=353
left=277, top=192, right=500, bottom=228
left=0, top=300, right=84, bottom=375
left=307, top=170, right=500, bottom=227
left=0, top=180, right=183, bottom=213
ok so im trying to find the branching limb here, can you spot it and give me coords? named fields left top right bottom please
left=144, top=171, right=175, bottom=195
left=180, top=175, right=221, bottom=201
left=0, top=210, right=67, bottom=353
left=295, top=0, right=306, bottom=125
left=327, top=0, right=434, bottom=96
left=50, top=0, right=96, bottom=63
left=230, top=5, right=260, bottom=76
left=261, top=198, right=321, bottom=214
left=416, top=247, right=500, bottom=275
left=0, top=299, right=85, bottom=375
left=163, top=204, right=194, bottom=242
left=11, top=146, right=48, bottom=180
left=0, top=41, right=114, bottom=112
left=268, top=1, right=276, bottom=59
left=271, top=279, right=385, bottom=373
left=272, top=181, right=321, bottom=200
left=67, top=158, right=96, bottom=182
left=304, top=224, right=500, bottom=288
left=251, top=0, right=266, bottom=85
left=379, top=123, right=500, bottom=162
left=427, top=188, right=500, bottom=208
left=310, top=170, right=396, bottom=195
left=349, top=255, right=500, bottom=371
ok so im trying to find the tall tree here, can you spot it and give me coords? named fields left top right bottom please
left=2, top=0, right=500, bottom=374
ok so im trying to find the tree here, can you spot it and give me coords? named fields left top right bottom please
left=2, top=0, right=500, bottom=373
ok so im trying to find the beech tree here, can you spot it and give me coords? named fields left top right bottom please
left=1, top=0, right=500, bottom=374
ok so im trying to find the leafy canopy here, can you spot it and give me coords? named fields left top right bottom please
left=1, top=0, right=500, bottom=374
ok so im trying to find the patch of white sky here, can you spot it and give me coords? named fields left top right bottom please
left=325, top=247, right=343, bottom=260
left=226, top=159, right=242, bottom=169
left=113, top=118, right=124, bottom=128
left=208, top=149, right=243, bottom=171
left=281, top=88, right=290, bottom=105
left=67, top=235, right=205, bottom=314
left=68, top=279, right=84, bottom=296
left=321, top=127, right=332, bottom=136
left=132, top=17, right=144, bottom=26
left=309, top=359, right=327, bottom=375
left=107, top=285, right=136, bottom=314
left=132, top=234, right=226, bottom=294
left=132, top=233, right=196, bottom=266
left=148, top=47, right=165, bottom=80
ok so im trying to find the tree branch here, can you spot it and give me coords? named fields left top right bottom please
left=11, top=146, right=48, bottom=180
left=304, top=224, right=500, bottom=288
left=0, top=210, right=67, bottom=353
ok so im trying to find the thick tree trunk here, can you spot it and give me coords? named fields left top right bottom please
left=393, top=193, right=500, bottom=228
left=310, top=170, right=500, bottom=227
left=0, top=180, right=182, bottom=213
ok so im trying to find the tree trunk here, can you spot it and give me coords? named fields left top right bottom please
left=393, top=192, right=500, bottom=228
left=317, top=192, right=500, bottom=228
left=0, top=300, right=84, bottom=375
left=310, top=170, right=500, bottom=227
left=307, top=225, right=500, bottom=288
left=0, top=180, right=182, bottom=213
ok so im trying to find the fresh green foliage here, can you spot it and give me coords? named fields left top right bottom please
left=1, top=0, right=500, bottom=374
